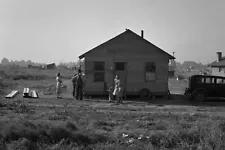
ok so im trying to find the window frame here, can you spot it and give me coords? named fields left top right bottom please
left=93, top=61, right=105, bottom=82
left=145, top=62, right=156, bottom=82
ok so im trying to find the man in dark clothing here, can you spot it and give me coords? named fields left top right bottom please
left=75, top=69, right=84, bottom=100
left=71, top=73, right=77, bottom=98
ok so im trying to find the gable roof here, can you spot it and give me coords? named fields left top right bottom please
left=79, top=29, right=175, bottom=59
left=209, top=57, right=225, bottom=67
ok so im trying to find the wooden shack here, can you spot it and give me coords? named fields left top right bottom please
left=79, top=29, right=175, bottom=99
left=46, top=63, right=56, bottom=69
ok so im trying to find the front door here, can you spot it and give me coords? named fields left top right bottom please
left=114, top=62, right=127, bottom=90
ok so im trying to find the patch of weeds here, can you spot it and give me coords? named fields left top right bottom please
left=218, top=121, right=225, bottom=132
left=65, top=121, right=78, bottom=131
left=182, top=114, right=198, bottom=122
left=148, top=132, right=173, bottom=148
left=87, top=132, right=109, bottom=144
left=134, top=120, right=168, bottom=131
left=44, top=84, right=56, bottom=95
left=7, top=138, right=39, bottom=150
left=177, top=129, right=201, bottom=145
left=48, top=115, right=68, bottom=121
left=0, top=102, right=6, bottom=107
left=55, top=110, right=68, bottom=116
left=4, top=100, right=35, bottom=114
left=0, top=120, right=109, bottom=148
left=89, top=120, right=117, bottom=131
left=48, top=110, right=69, bottom=121
left=12, top=74, right=47, bottom=81
left=14, top=103, right=33, bottom=113
left=94, top=120, right=117, bottom=127
left=180, top=122, right=192, bottom=130
left=155, top=121, right=168, bottom=130
left=93, top=141, right=154, bottom=150
left=2, top=125, right=40, bottom=142
left=23, top=121, right=37, bottom=129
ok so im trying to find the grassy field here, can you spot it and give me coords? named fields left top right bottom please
left=1, top=67, right=225, bottom=149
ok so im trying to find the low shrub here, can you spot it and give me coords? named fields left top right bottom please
left=0, top=120, right=109, bottom=148
left=12, top=74, right=47, bottom=81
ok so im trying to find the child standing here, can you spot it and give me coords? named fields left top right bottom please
left=56, top=73, right=63, bottom=98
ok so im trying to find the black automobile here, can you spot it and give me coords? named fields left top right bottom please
left=184, top=75, right=225, bottom=101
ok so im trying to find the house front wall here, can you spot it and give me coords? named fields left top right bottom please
left=211, top=67, right=225, bottom=77
left=83, top=31, right=170, bottom=95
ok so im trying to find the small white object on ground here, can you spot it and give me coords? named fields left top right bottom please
left=6, top=90, right=19, bottom=99
left=122, top=133, right=129, bottom=138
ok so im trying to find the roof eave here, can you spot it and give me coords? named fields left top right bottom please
left=133, top=31, right=175, bottom=60
left=79, top=54, right=85, bottom=59
left=169, top=56, right=176, bottom=59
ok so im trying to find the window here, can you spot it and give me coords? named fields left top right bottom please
left=196, top=77, right=204, bottom=83
left=94, top=72, right=105, bottom=82
left=94, top=61, right=105, bottom=82
left=115, top=62, right=125, bottom=70
left=145, top=62, right=156, bottom=81
left=217, top=78, right=223, bottom=84
left=94, top=62, right=105, bottom=71
left=205, top=77, right=211, bottom=83
left=146, top=62, right=156, bottom=72
left=215, top=78, right=225, bottom=84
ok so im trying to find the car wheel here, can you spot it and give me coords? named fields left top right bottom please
left=193, top=91, right=205, bottom=102
left=140, top=88, right=152, bottom=100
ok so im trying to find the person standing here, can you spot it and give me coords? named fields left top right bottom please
left=75, top=69, right=84, bottom=100
left=71, top=73, right=77, bottom=98
left=56, top=73, right=63, bottom=99
left=113, top=75, right=120, bottom=100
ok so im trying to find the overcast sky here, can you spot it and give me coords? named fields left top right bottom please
left=0, top=0, right=224, bottom=64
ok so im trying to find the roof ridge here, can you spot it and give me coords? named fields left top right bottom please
left=79, top=29, right=175, bottom=59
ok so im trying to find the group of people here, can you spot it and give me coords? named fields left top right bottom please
left=55, top=69, right=84, bottom=100
left=71, top=69, right=84, bottom=100
left=55, top=70, right=123, bottom=102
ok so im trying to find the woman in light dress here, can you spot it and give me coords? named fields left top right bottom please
left=113, top=75, right=123, bottom=103
left=56, top=73, right=63, bottom=98
left=113, top=75, right=120, bottom=96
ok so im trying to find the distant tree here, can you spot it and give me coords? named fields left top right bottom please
left=20, top=60, right=27, bottom=67
left=26, top=60, right=33, bottom=65
left=1, top=58, right=10, bottom=66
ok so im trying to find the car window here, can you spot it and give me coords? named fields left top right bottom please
left=217, top=78, right=223, bottom=84
left=205, top=77, right=211, bottom=83
left=196, top=77, right=204, bottom=83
